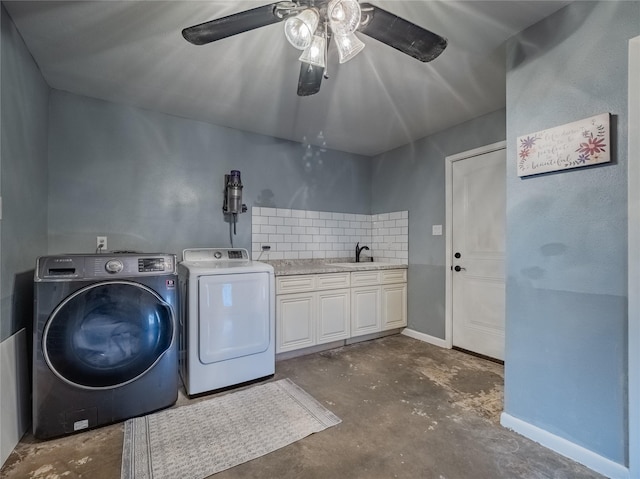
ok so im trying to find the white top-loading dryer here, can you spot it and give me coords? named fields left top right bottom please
left=178, top=248, right=275, bottom=396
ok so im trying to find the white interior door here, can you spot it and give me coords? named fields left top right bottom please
left=451, top=147, right=506, bottom=360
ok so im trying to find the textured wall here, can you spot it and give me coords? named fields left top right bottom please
left=371, top=109, right=506, bottom=338
left=504, top=1, right=639, bottom=465
left=47, top=91, right=372, bottom=259
left=0, top=5, right=50, bottom=340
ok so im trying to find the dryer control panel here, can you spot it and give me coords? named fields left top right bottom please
left=182, top=248, right=249, bottom=262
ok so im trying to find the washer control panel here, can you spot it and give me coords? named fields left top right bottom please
left=35, top=253, right=176, bottom=280
left=105, top=259, right=124, bottom=274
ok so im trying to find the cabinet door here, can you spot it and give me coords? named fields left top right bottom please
left=317, top=289, right=350, bottom=344
left=381, top=283, right=407, bottom=330
left=276, top=293, right=315, bottom=353
left=351, top=286, right=381, bottom=336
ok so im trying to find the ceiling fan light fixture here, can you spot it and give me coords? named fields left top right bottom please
left=327, top=0, right=361, bottom=35
left=298, top=33, right=326, bottom=68
left=334, top=32, right=365, bottom=63
left=284, top=8, right=319, bottom=50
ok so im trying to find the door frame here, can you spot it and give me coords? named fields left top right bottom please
left=444, top=140, right=506, bottom=349
left=627, top=34, right=639, bottom=479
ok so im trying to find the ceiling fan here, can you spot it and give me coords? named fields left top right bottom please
left=182, top=1, right=448, bottom=97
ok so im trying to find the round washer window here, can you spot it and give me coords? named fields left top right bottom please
left=43, top=281, right=173, bottom=389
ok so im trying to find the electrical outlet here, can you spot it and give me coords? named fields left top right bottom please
left=97, top=236, right=107, bottom=251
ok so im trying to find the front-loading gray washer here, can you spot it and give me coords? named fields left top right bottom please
left=33, top=253, right=178, bottom=439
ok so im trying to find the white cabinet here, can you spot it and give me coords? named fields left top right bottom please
left=276, top=268, right=406, bottom=354
left=381, top=283, right=407, bottom=330
left=276, top=292, right=315, bottom=352
left=351, top=286, right=381, bottom=335
left=276, top=273, right=350, bottom=353
left=317, top=289, right=350, bottom=344
left=351, top=269, right=407, bottom=335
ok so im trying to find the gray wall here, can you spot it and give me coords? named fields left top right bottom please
left=1, top=5, right=49, bottom=341
left=47, top=91, right=371, bottom=258
left=371, top=109, right=506, bottom=337
left=504, top=1, right=638, bottom=465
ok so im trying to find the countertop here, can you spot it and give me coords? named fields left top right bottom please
left=266, top=259, right=408, bottom=276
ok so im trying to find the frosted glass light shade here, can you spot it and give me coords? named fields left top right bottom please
left=284, top=8, right=319, bottom=50
left=327, top=0, right=361, bottom=35
left=334, top=32, right=365, bottom=63
left=298, top=34, right=326, bottom=68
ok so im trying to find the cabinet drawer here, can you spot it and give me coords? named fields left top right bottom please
left=381, top=269, right=407, bottom=284
left=350, top=271, right=381, bottom=287
left=316, top=273, right=350, bottom=290
left=276, top=275, right=315, bottom=294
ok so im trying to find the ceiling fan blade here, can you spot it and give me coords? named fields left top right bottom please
left=297, top=62, right=324, bottom=96
left=182, top=3, right=288, bottom=45
left=357, top=3, right=447, bottom=62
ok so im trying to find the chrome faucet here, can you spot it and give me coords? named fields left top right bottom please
left=355, top=242, right=370, bottom=263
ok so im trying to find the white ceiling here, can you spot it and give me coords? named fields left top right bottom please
left=4, top=1, right=570, bottom=156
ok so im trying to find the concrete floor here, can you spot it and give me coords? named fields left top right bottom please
left=2, top=334, right=604, bottom=479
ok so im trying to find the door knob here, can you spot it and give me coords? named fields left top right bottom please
left=454, top=265, right=466, bottom=272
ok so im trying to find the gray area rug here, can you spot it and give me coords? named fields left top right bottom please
left=120, top=378, right=341, bottom=479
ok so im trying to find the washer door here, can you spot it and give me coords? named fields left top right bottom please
left=43, top=281, right=174, bottom=389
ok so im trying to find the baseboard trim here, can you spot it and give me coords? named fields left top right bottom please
left=1, top=329, right=31, bottom=467
left=500, top=413, right=629, bottom=479
left=401, top=328, right=448, bottom=348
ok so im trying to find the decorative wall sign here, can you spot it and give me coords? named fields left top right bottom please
left=517, top=113, right=610, bottom=177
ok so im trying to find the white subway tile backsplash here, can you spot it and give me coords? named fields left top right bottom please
left=251, top=207, right=408, bottom=263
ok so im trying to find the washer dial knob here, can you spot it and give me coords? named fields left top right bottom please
left=214, top=251, right=223, bottom=259
left=105, top=259, right=124, bottom=274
